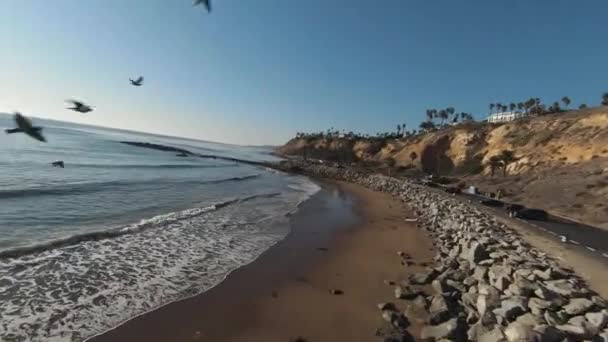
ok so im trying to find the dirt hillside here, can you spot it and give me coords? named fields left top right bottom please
left=277, top=107, right=608, bottom=229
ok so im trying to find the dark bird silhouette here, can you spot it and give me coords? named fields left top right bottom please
left=51, top=160, right=65, bottom=168
left=5, top=113, right=47, bottom=142
left=193, top=0, right=211, bottom=12
left=66, top=100, right=93, bottom=113
left=130, top=76, right=144, bottom=86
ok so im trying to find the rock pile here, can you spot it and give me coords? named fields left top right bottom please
left=275, top=160, right=608, bottom=341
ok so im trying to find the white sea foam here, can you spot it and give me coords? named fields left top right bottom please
left=0, top=175, right=319, bottom=342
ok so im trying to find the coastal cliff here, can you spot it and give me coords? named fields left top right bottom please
left=277, top=107, right=608, bottom=228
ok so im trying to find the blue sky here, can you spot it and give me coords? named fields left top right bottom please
left=1, top=0, right=607, bottom=145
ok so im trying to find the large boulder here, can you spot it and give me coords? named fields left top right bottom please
left=543, top=279, right=584, bottom=297
left=493, top=297, right=528, bottom=322
left=504, top=321, right=538, bottom=342
left=394, top=285, right=421, bottom=300
left=585, top=311, right=608, bottom=331
left=420, top=318, right=460, bottom=340
left=555, top=323, right=595, bottom=340
left=467, top=241, right=490, bottom=265
left=409, top=270, right=437, bottom=285
left=528, top=298, right=554, bottom=316
left=533, top=325, right=568, bottom=342
left=404, top=295, right=429, bottom=324
left=564, top=298, right=595, bottom=316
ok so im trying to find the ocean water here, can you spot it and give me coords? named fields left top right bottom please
left=0, top=113, right=320, bottom=341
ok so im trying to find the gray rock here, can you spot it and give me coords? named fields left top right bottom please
left=409, top=270, right=437, bottom=285
left=555, top=323, right=594, bottom=340
left=507, top=277, right=538, bottom=297
left=504, top=321, right=538, bottom=342
left=564, top=298, right=595, bottom=316
left=461, top=293, right=478, bottom=311
left=394, top=285, right=420, bottom=300
left=429, top=295, right=449, bottom=314
left=533, top=268, right=553, bottom=281
left=493, top=276, right=512, bottom=292
left=544, top=279, right=583, bottom=297
left=528, top=298, right=554, bottom=316
left=594, top=330, right=608, bottom=342
left=479, top=327, right=507, bottom=342
left=463, top=276, right=478, bottom=287
left=420, top=318, right=460, bottom=340
left=378, top=302, right=397, bottom=311
left=592, top=296, right=608, bottom=308
left=515, top=313, right=542, bottom=327
left=382, top=310, right=409, bottom=329
left=403, top=296, right=429, bottom=324
left=478, top=293, right=501, bottom=317
left=431, top=279, right=452, bottom=295
left=493, top=297, right=527, bottom=322
left=533, top=325, right=568, bottom=342
left=468, top=241, right=490, bottom=265
left=446, top=279, right=467, bottom=293
left=544, top=310, right=569, bottom=325
left=586, top=311, right=608, bottom=331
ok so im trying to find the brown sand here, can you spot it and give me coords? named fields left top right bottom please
left=91, top=181, right=434, bottom=342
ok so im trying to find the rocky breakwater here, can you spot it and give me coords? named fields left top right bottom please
left=275, top=160, right=608, bottom=341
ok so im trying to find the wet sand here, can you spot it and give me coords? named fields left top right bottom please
left=91, top=181, right=434, bottom=342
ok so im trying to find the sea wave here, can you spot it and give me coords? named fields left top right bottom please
left=0, top=192, right=280, bottom=259
left=70, top=163, right=240, bottom=170
left=0, top=174, right=261, bottom=200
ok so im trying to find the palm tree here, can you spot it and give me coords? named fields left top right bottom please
left=446, top=107, right=455, bottom=121
left=397, top=124, right=401, bottom=135
left=561, top=96, right=571, bottom=110
left=496, top=103, right=502, bottom=113
left=602, top=92, right=608, bottom=106
left=517, top=102, right=524, bottom=112
left=426, top=109, right=433, bottom=122
left=489, top=103, right=495, bottom=113
left=487, top=155, right=503, bottom=177
left=402, top=123, right=407, bottom=134
left=552, top=101, right=561, bottom=113
left=503, top=105, right=508, bottom=113
left=509, top=103, right=516, bottom=112
left=499, top=150, right=517, bottom=176
left=437, top=109, right=448, bottom=126
left=579, top=104, right=587, bottom=110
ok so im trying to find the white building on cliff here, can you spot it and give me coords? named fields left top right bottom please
left=487, top=111, right=529, bottom=123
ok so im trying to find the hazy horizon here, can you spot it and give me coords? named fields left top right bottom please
left=2, top=1, right=607, bottom=145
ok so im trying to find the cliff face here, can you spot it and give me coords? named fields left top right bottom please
left=277, top=107, right=608, bottom=228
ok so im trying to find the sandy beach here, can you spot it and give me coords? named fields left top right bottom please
left=91, top=181, right=434, bottom=342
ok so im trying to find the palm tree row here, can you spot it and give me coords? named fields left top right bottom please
left=422, top=107, right=473, bottom=131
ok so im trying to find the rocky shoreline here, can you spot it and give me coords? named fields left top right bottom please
left=274, top=160, right=608, bottom=341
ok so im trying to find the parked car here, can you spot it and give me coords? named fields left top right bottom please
left=480, top=199, right=504, bottom=207
left=512, top=208, right=549, bottom=221
left=506, top=204, right=525, bottom=217
left=444, top=187, right=461, bottom=194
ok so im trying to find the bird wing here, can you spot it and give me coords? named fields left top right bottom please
left=67, top=99, right=83, bottom=107
left=15, top=113, right=32, bottom=129
left=29, top=127, right=46, bottom=142
left=136, top=76, right=143, bottom=83
left=194, top=0, right=211, bottom=11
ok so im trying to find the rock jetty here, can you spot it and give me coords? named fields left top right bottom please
left=275, top=160, right=608, bottom=341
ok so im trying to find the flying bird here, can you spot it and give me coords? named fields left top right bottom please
left=5, top=112, right=47, bottom=142
left=66, top=100, right=93, bottom=113
left=51, top=160, right=65, bottom=168
left=130, top=76, right=144, bottom=86
left=193, top=0, right=211, bottom=12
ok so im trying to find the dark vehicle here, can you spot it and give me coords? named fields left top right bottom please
left=506, top=204, right=525, bottom=217
left=444, top=187, right=461, bottom=194
left=422, top=180, right=440, bottom=188
left=480, top=199, right=504, bottom=207
left=512, top=208, right=549, bottom=221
